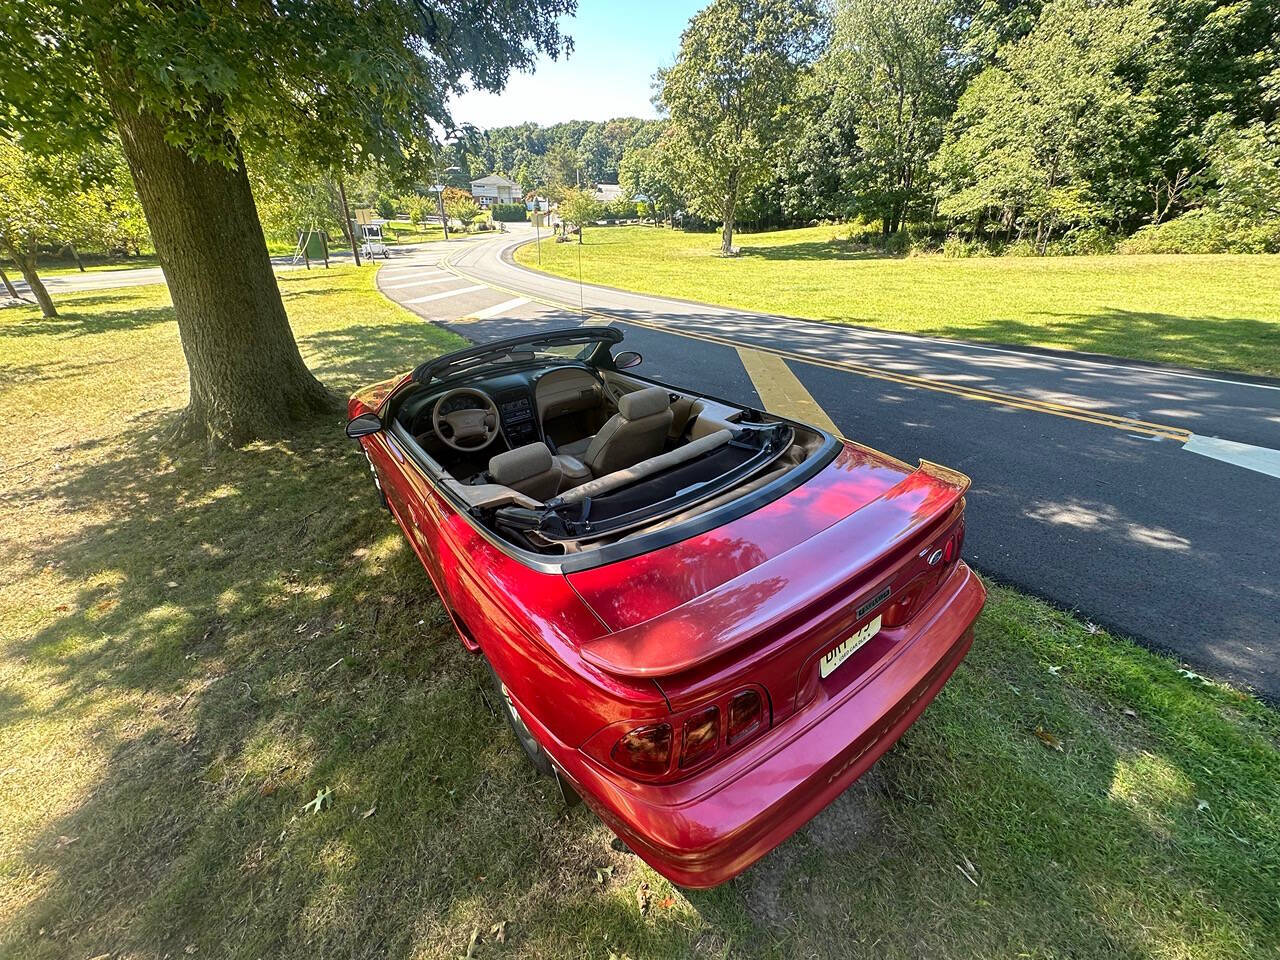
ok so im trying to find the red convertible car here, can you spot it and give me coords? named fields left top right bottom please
left=346, top=328, right=985, bottom=887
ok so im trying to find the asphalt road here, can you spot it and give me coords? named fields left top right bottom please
left=378, top=227, right=1280, bottom=701
left=20, top=229, right=1278, bottom=698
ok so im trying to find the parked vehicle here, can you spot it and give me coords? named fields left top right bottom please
left=360, top=222, right=389, bottom=259
left=345, top=328, right=985, bottom=887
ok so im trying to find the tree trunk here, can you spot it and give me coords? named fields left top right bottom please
left=103, top=81, right=336, bottom=448
left=337, top=177, right=362, bottom=267
left=720, top=170, right=739, bottom=257
left=0, top=263, right=20, bottom=301
left=5, top=245, right=56, bottom=317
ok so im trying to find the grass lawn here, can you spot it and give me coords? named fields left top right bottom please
left=514, top=226, right=1280, bottom=377
left=2, top=271, right=1278, bottom=959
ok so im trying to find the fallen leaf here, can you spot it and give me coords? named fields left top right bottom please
left=302, top=786, right=332, bottom=814
left=636, top=881, right=651, bottom=915
left=1047, top=665, right=1062, bottom=677
left=1196, top=799, right=1210, bottom=812
left=1122, top=707, right=1138, bottom=718
left=166, top=581, right=179, bottom=589
left=185, top=946, right=198, bottom=955
left=595, top=865, right=614, bottom=885
left=489, top=920, right=507, bottom=943
left=361, top=804, right=377, bottom=820
left=1034, top=726, right=1064, bottom=752
left=657, top=896, right=676, bottom=910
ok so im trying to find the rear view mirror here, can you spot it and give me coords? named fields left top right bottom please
left=345, top=412, right=383, bottom=438
left=613, top=350, right=643, bottom=370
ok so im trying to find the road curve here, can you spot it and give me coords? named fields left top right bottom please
left=414, top=228, right=1280, bottom=700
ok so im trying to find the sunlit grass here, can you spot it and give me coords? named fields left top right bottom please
left=515, top=225, right=1280, bottom=376
left=1, top=269, right=1277, bottom=958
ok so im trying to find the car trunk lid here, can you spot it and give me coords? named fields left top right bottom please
left=567, top=444, right=969, bottom=718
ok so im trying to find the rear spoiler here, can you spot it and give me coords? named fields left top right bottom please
left=577, top=461, right=969, bottom=678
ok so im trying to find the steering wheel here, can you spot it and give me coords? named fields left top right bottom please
left=432, top=387, right=501, bottom=452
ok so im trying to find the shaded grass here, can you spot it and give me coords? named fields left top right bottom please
left=514, top=226, right=1280, bottom=376
left=1, top=271, right=1277, bottom=958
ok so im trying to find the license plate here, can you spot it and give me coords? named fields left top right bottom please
left=819, top=615, right=882, bottom=678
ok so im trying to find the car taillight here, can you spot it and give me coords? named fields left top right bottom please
left=680, top=706, right=719, bottom=767
left=595, top=685, right=771, bottom=782
left=727, top=689, right=763, bottom=744
left=611, top=723, right=672, bottom=776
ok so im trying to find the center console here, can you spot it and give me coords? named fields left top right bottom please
left=496, top=388, right=540, bottom=448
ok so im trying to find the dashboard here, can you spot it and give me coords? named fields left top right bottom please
left=399, top=362, right=604, bottom=454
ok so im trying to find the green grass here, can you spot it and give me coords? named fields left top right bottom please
left=1, top=269, right=1278, bottom=958
left=514, top=225, right=1280, bottom=376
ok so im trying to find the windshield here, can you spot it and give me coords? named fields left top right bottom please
left=412, top=327, right=621, bottom=384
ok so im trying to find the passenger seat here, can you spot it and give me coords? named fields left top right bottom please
left=557, top=386, right=673, bottom=477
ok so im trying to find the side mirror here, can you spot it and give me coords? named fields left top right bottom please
left=613, top=350, right=643, bottom=370
left=345, top=412, right=383, bottom=438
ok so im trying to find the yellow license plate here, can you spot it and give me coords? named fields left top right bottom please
left=819, top=615, right=882, bottom=678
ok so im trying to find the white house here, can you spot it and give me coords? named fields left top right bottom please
left=593, top=183, right=624, bottom=204
left=469, top=174, right=522, bottom=209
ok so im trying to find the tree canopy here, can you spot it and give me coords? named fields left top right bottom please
left=660, top=0, right=825, bottom=254
left=0, top=0, right=577, bottom=447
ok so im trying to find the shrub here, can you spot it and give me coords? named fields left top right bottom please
left=941, top=234, right=991, bottom=258
left=375, top=194, right=397, bottom=220
left=1118, top=209, right=1280, bottom=254
left=491, top=202, right=526, bottom=222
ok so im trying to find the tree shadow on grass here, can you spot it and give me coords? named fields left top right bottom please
left=0, top=298, right=176, bottom=339
left=737, top=239, right=902, bottom=262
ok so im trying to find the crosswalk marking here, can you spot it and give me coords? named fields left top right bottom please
left=382, top=275, right=453, bottom=290
left=736, top=347, right=842, bottom=435
left=467, top=297, right=531, bottom=320
left=402, top=284, right=486, bottom=305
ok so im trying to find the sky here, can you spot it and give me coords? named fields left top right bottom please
left=449, top=0, right=707, bottom=129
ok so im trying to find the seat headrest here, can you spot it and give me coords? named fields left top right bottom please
left=489, top=442, right=553, bottom=485
left=617, top=386, right=671, bottom=420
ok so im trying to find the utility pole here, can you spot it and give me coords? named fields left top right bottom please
left=337, top=176, right=361, bottom=267
left=437, top=178, right=450, bottom=241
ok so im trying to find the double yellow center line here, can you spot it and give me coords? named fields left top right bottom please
left=441, top=258, right=1192, bottom=444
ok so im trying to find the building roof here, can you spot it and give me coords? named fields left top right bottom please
left=471, top=174, right=520, bottom=188
left=593, top=183, right=624, bottom=201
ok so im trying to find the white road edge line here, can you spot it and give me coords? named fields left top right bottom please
left=1183, top=435, right=1280, bottom=479
left=382, top=275, right=454, bottom=290
left=467, top=297, right=531, bottom=321
left=402, top=284, right=486, bottom=305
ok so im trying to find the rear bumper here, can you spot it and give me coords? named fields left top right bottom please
left=542, top=562, right=985, bottom=888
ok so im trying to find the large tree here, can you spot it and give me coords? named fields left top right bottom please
left=935, top=0, right=1164, bottom=248
left=660, top=0, right=825, bottom=255
left=822, top=0, right=971, bottom=234
left=0, top=1, right=573, bottom=446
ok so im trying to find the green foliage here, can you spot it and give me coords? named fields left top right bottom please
left=823, top=0, right=970, bottom=233
left=935, top=0, right=1164, bottom=250
left=557, top=188, right=602, bottom=238
left=1199, top=116, right=1280, bottom=225
left=660, top=0, right=824, bottom=250
left=0, top=0, right=576, bottom=182
left=490, top=202, right=528, bottom=222
left=445, top=195, right=482, bottom=228
left=1118, top=208, right=1280, bottom=254
left=376, top=195, right=397, bottom=221
left=618, top=131, right=685, bottom=222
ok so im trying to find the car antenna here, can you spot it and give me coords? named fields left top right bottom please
left=577, top=235, right=585, bottom=318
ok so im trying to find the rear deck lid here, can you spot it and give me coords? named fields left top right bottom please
left=566, top=441, right=916, bottom=635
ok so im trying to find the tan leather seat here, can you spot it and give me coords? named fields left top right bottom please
left=487, top=442, right=562, bottom=502
left=562, top=386, right=673, bottom=477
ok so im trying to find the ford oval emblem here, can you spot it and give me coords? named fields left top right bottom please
left=927, top=549, right=943, bottom=566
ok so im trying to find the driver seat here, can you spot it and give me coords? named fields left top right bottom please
left=558, top=386, right=673, bottom=477
left=487, top=442, right=562, bottom=502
